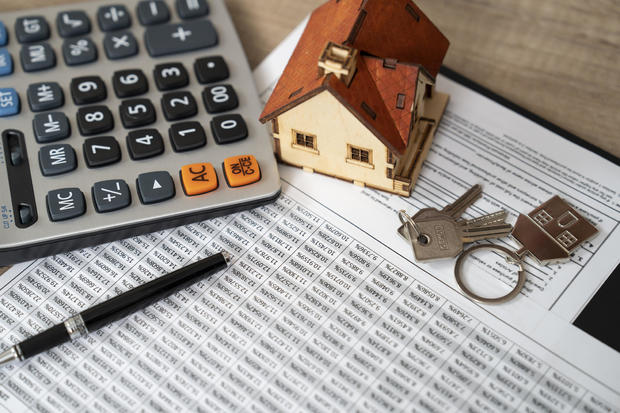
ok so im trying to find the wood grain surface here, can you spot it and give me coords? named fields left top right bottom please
left=0, top=0, right=618, bottom=276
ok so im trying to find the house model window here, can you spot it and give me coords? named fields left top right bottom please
left=348, top=145, right=372, bottom=165
left=293, top=130, right=317, bottom=151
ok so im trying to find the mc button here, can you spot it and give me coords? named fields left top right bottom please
left=180, top=163, right=218, bottom=196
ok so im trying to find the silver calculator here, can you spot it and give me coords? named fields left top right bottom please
left=0, top=0, right=280, bottom=266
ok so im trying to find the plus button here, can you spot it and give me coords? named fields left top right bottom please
left=172, top=27, right=192, bottom=42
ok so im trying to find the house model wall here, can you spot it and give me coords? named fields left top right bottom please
left=260, top=0, right=450, bottom=196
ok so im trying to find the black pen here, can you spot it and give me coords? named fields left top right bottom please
left=0, top=251, right=230, bottom=367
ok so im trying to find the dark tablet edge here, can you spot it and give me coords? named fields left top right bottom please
left=440, top=66, right=620, bottom=352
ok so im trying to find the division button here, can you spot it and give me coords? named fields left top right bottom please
left=0, top=21, right=7, bottom=46
left=180, top=163, right=218, bottom=196
left=169, top=121, right=206, bottom=152
left=0, top=88, right=20, bottom=117
left=92, top=179, right=131, bottom=213
left=62, top=37, right=97, bottom=66
left=0, top=49, right=13, bottom=76
left=223, top=155, right=261, bottom=188
left=57, top=11, right=91, bottom=38
left=104, top=31, right=138, bottom=60
left=120, top=98, right=156, bottom=128
left=15, top=16, right=50, bottom=43
left=38, top=144, right=77, bottom=176
left=113, top=69, right=148, bottom=98
left=126, top=129, right=164, bottom=160
left=144, top=20, right=217, bottom=57
left=83, top=136, right=121, bottom=168
left=202, top=84, right=238, bottom=114
left=27, top=82, right=64, bottom=112
left=70, top=76, right=107, bottom=105
left=137, top=171, right=175, bottom=204
left=211, top=114, right=247, bottom=144
left=97, top=5, right=131, bottom=32
left=153, top=62, right=188, bottom=91
left=176, top=0, right=209, bottom=19
left=47, top=188, right=86, bottom=221
left=161, top=91, right=197, bottom=120
left=137, top=1, right=170, bottom=25
left=77, top=105, right=114, bottom=135
left=20, top=43, right=55, bottom=72
left=33, top=112, right=71, bottom=143
left=194, top=56, right=229, bottom=84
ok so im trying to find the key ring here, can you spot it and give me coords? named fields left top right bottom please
left=454, top=244, right=527, bottom=304
left=398, top=210, right=421, bottom=239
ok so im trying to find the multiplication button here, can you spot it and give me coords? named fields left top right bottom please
left=104, top=31, right=138, bottom=60
left=92, top=180, right=131, bottom=213
left=46, top=188, right=85, bottom=221
left=137, top=171, right=175, bottom=204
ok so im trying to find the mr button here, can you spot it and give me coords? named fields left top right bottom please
left=46, top=188, right=86, bottom=221
left=181, top=163, right=218, bottom=196
left=223, top=155, right=261, bottom=187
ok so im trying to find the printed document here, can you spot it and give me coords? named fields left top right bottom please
left=0, top=19, right=619, bottom=413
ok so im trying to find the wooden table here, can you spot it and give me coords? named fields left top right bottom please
left=1, top=0, right=618, bottom=275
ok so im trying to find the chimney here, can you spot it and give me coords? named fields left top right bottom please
left=318, top=42, right=359, bottom=87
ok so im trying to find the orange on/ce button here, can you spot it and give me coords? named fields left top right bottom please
left=223, top=155, right=261, bottom=187
left=180, top=163, right=219, bottom=196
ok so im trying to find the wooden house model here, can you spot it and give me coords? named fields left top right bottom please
left=260, top=0, right=451, bottom=196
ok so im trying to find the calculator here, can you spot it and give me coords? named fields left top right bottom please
left=0, top=0, right=281, bottom=266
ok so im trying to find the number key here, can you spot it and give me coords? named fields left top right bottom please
left=202, top=84, right=238, bottom=114
left=83, top=136, right=121, bottom=168
left=211, top=114, right=247, bottom=144
left=161, top=91, right=197, bottom=121
left=77, top=105, right=114, bottom=135
left=169, top=121, right=206, bottom=152
left=119, top=98, right=156, bottom=128
left=113, top=69, right=148, bottom=98
left=71, top=76, right=107, bottom=105
left=153, top=62, right=189, bottom=91
left=126, top=129, right=164, bottom=160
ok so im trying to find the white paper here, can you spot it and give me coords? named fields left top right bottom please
left=0, top=18, right=619, bottom=413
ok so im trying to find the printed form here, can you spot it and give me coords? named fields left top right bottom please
left=0, top=20, right=619, bottom=413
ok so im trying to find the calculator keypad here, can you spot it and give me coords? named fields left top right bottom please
left=77, top=105, right=114, bottom=135
left=137, top=1, right=171, bottom=26
left=161, top=91, right=197, bottom=120
left=38, top=144, right=77, bottom=176
left=92, top=179, right=131, bottom=212
left=113, top=69, right=149, bottom=98
left=119, top=98, right=156, bottom=128
left=57, top=11, right=91, bottom=38
left=169, top=121, right=206, bottom=152
left=83, top=136, right=121, bottom=167
left=15, top=16, right=50, bottom=44
left=194, top=56, right=229, bottom=84
left=104, top=31, right=139, bottom=59
left=62, top=37, right=98, bottom=66
left=20, top=43, right=56, bottom=72
left=176, top=0, right=209, bottom=19
left=27, top=82, right=64, bottom=112
left=0, top=50, right=13, bottom=76
left=71, top=76, right=107, bottom=105
left=203, top=84, right=238, bottom=114
left=223, top=155, right=261, bottom=187
left=33, top=112, right=71, bottom=143
left=154, top=62, right=189, bottom=91
left=46, top=188, right=86, bottom=221
left=144, top=20, right=217, bottom=57
left=137, top=171, right=175, bottom=204
left=181, top=162, right=218, bottom=196
left=97, top=5, right=131, bottom=32
left=126, top=129, right=165, bottom=160
left=211, top=114, right=248, bottom=144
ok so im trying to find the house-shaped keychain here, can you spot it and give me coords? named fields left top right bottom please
left=260, top=0, right=450, bottom=196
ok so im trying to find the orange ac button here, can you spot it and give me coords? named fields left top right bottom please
left=180, top=163, right=218, bottom=196
left=223, top=155, right=261, bottom=187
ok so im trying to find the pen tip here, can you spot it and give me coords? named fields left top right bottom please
left=221, top=250, right=232, bottom=266
left=0, top=346, right=19, bottom=367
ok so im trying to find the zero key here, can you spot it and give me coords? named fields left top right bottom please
left=223, top=155, right=261, bottom=188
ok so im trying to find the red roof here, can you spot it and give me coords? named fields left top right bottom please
left=260, top=0, right=449, bottom=155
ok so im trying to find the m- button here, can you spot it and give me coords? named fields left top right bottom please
left=180, top=163, right=218, bottom=196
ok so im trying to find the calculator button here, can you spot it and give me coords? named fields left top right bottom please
left=92, top=179, right=131, bottom=213
left=0, top=49, right=13, bottom=76
left=161, top=91, right=197, bottom=121
left=169, top=121, right=206, bottom=152
left=62, top=37, right=97, bottom=66
left=113, top=69, right=149, bottom=98
left=176, top=0, right=209, bottom=19
left=0, top=88, right=20, bottom=117
left=77, top=106, right=114, bottom=136
left=71, top=76, right=107, bottom=105
left=211, top=114, right=247, bottom=144
left=137, top=171, right=175, bottom=204
left=180, top=163, right=218, bottom=196
left=47, top=188, right=86, bottom=221
left=20, top=43, right=55, bottom=72
left=127, top=129, right=165, bottom=160
left=38, top=144, right=77, bottom=176
left=33, top=112, right=71, bottom=143
left=144, top=20, right=218, bottom=57
left=120, top=98, right=156, bottom=128
left=0, top=22, right=7, bottom=46
left=27, top=82, right=64, bottom=112
left=83, top=136, right=121, bottom=168
left=97, top=5, right=132, bottom=32
left=57, top=11, right=91, bottom=38
left=104, top=31, right=138, bottom=60
left=203, top=85, right=238, bottom=114
left=137, top=1, right=171, bottom=25
left=15, top=16, right=50, bottom=43
left=154, top=62, right=189, bottom=91
left=194, top=56, right=229, bottom=84
left=223, top=155, right=261, bottom=188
